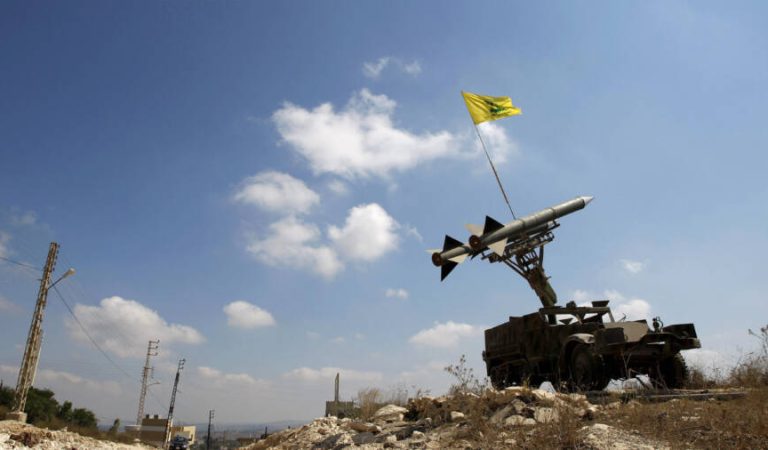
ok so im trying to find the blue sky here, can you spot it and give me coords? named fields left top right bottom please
left=1, top=1, right=767, bottom=425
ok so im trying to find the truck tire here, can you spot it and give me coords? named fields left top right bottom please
left=569, top=344, right=607, bottom=392
left=659, top=353, right=688, bottom=389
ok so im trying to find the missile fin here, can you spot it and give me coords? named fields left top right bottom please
left=483, top=216, right=505, bottom=235
left=488, top=238, right=507, bottom=256
left=465, top=223, right=483, bottom=236
left=426, top=249, right=440, bottom=254
left=441, top=261, right=459, bottom=281
left=443, top=235, right=464, bottom=251
left=448, top=253, right=468, bottom=264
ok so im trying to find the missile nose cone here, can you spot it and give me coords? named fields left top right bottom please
left=582, top=196, right=594, bottom=205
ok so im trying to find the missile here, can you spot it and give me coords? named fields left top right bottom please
left=430, top=235, right=476, bottom=281
left=430, top=196, right=593, bottom=280
left=468, top=196, right=593, bottom=254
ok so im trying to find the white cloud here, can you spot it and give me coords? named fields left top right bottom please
left=403, top=225, right=423, bottom=242
left=385, top=288, right=409, bottom=300
left=65, top=296, right=205, bottom=358
left=272, top=89, right=461, bottom=179
left=409, top=321, right=482, bottom=348
left=330, top=336, right=346, bottom=344
left=306, top=331, right=321, bottom=340
left=475, top=122, right=518, bottom=164
left=233, top=171, right=320, bottom=215
left=0, top=295, right=17, bottom=311
left=570, top=289, right=592, bottom=303
left=570, top=289, right=652, bottom=321
left=613, top=299, right=651, bottom=321
left=327, top=179, right=349, bottom=195
left=0, top=365, right=121, bottom=395
left=223, top=301, right=276, bottom=329
left=620, top=259, right=646, bottom=274
left=603, top=289, right=651, bottom=321
left=246, top=216, right=343, bottom=279
left=246, top=203, right=400, bottom=278
left=197, top=366, right=262, bottom=386
left=0, top=231, right=10, bottom=258
left=329, top=203, right=400, bottom=262
left=398, top=361, right=449, bottom=385
left=683, top=349, right=733, bottom=379
left=362, top=57, right=422, bottom=78
left=402, top=60, right=422, bottom=76
left=283, top=367, right=382, bottom=383
left=362, top=57, right=391, bottom=78
left=10, top=211, right=37, bottom=226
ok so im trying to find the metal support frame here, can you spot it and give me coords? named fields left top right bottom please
left=136, top=339, right=160, bottom=426
left=482, top=223, right=559, bottom=309
left=164, top=358, right=185, bottom=449
left=11, top=242, right=59, bottom=418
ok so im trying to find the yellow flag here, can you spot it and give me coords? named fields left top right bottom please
left=462, top=91, right=521, bottom=124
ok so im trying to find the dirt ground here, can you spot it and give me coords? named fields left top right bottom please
left=0, top=420, right=151, bottom=450
left=240, top=386, right=766, bottom=450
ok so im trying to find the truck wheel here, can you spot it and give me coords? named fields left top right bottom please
left=569, top=345, right=607, bottom=392
left=490, top=366, right=507, bottom=390
left=660, top=353, right=688, bottom=389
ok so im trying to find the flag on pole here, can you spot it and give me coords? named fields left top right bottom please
left=461, top=91, right=521, bottom=124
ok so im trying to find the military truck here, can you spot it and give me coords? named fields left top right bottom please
left=483, top=300, right=700, bottom=390
left=430, top=196, right=702, bottom=391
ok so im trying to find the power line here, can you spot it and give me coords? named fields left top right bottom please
left=0, top=255, right=42, bottom=271
left=50, top=272, right=170, bottom=413
left=51, top=285, right=170, bottom=412
left=51, top=285, right=137, bottom=382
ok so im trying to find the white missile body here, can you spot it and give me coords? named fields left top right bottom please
left=430, top=196, right=593, bottom=280
left=468, top=196, right=593, bottom=254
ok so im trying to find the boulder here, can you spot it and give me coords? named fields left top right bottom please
left=374, top=404, right=408, bottom=423
left=347, top=421, right=381, bottom=433
left=504, top=415, right=536, bottom=426
left=352, top=431, right=377, bottom=445
left=534, top=407, right=559, bottom=423
left=490, top=405, right=514, bottom=425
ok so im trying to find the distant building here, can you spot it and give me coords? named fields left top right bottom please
left=138, top=414, right=196, bottom=447
left=324, top=373, right=356, bottom=418
left=139, top=415, right=168, bottom=447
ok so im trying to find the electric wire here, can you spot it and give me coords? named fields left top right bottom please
left=0, top=255, right=42, bottom=271
left=50, top=284, right=169, bottom=412
left=51, top=285, right=137, bottom=382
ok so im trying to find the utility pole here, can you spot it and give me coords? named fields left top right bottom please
left=206, top=409, right=214, bottom=450
left=163, top=358, right=185, bottom=449
left=9, top=243, right=59, bottom=422
left=136, top=339, right=160, bottom=426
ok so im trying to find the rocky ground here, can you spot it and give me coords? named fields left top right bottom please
left=0, top=420, right=150, bottom=450
left=241, top=387, right=673, bottom=450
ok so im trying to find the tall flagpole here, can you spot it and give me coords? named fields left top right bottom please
left=473, top=124, right=516, bottom=219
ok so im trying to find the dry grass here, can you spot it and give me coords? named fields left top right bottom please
left=600, top=328, right=768, bottom=450
left=599, top=387, right=768, bottom=449
left=355, top=383, right=414, bottom=420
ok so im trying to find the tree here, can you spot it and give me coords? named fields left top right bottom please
left=0, top=384, right=14, bottom=408
left=71, top=407, right=97, bottom=429
left=25, top=388, right=59, bottom=424
left=57, top=400, right=73, bottom=422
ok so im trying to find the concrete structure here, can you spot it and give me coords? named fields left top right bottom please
left=139, top=414, right=169, bottom=447
left=324, top=373, right=356, bottom=418
left=124, top=424, right=141, bottom=436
